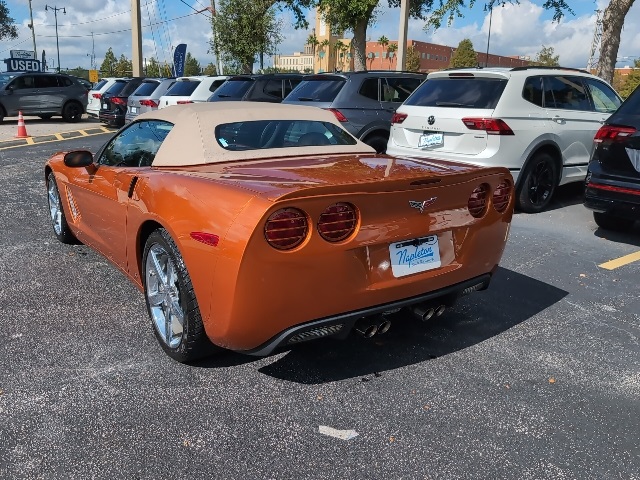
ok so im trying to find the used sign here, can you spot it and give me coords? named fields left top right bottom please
left=4, top=58, right=42, bottom=72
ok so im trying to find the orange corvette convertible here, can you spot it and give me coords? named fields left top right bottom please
left=45, top=102, right=514, bottom=362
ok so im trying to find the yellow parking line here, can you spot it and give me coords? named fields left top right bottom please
left=54, top=133, right=64, bottom=141
left=79, top=130, right=89, bottom=136
left=599, top=251, right=640, bottom=270
left=25, top=137, right=34, bottom=145
left=0, top=130, right=110, bottom=151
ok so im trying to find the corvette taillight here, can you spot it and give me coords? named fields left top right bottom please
left=391, top=113, right=408, bottom=124
left=139, top=99, right=159, bottom=107
left=265, top=208, right=308, bottom=250
left=492, top=180, right=512, bottom=213
left=468, top=184, right=489, bottom=218
left=462, top=118, right=514, bottom=135
left=318, top=203, right=358, bottom=242
left=593, top=125, right=636, bottom=143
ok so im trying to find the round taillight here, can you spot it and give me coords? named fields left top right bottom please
left=493, top=180, right=512, bottom=212
left=318, top=203, right=358, bottom=242
left=264, top=208, right=308, bottom=250
left=468, top=184, right=489, bottom=218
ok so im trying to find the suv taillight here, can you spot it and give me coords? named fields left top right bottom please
left=492, top=180, right=512, bottom=213
left=264, top=208, right=308, bottom=250
left=468, top=184, right=489, bottom=218
left=92, top=93, right=101, bottom=99
left=139, top=99, right=159, bottom=107
left=462, top=118, right=514, bottom=135
left=318, top=203, right=358, bottom=242
left=391, top=113, right=408, bottom=124
left=111, top=97, right=127, bottom=106
left=593, top=125, right=636, bottom=143
left=327, top=108, right=347, bottom=122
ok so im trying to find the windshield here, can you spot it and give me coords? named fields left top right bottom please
left=405, top=77, right=508, bottom=109
left=0, top=73, right=18, bottom=87
left=286, top=78, right=346, bottom=102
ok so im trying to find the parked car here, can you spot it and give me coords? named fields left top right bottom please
left=584, top=84, right=640, bottom=231
left=44, top=102, right=513, bottom=362
left=387, top=66, right=622, bottom=212
left=98, top=77, right=145, bottom=127
left=0, top=71, right=87, bottom=122
left=125, top=78, right=176, bottom=123
left=157, top=75, right=227, bottom=108
left=87, top=77, right=126, bottom=118
left=207, top=74, right=304, bottom=103
left=283, top=71, right=426, bottom=153
left=70, top=76, right=93, bottom=90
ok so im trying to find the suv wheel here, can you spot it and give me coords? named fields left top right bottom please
left=593, top=212, right=635, bottom=231
left=516, top=152, right=558, bottom=213
left=62, top=102, right=82, bottom=123
left=364, top=134, right=389, bottom=154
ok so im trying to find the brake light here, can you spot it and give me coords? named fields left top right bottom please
left=111, top=97, right=127, bottom=106
left=317, top=203, right=358, bottom=242
left=92, top=93, right=101, bottom=99
left=468, top=184, right=489, bottom=218
left=264, top=208, right=308, bottom=250
left=139, top=99, right=159, bottom=107
left=462, top=118, right=514, bottom=135
left=327, top=108, right=347, bottom=122
left=391, top=113, right=408, bottom=124
left=177, top=100, right=193, bottom=104
left=492, top=180, right=512, bottom=212
left=593, top=125, right=636, bottom=143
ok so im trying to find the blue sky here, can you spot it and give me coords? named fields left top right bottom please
left=1, top=0, right=639, bottom=73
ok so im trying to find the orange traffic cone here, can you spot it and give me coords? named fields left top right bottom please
left=15, top=111, right=29, bottom=138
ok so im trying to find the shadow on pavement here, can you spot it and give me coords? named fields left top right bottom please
left=250, top=267, right=568, bottom=384
left=594, top=223, right=640, bottom=247
left=539, top=182, right=585, bottom=212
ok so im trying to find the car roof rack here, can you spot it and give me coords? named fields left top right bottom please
left=509, top=66, right=592, bottom=74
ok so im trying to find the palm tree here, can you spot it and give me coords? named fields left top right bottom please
left=333, top=40, right=346, bottom=71
left=377, top=36, right=390, bottom=70
left=388, top=43, right=398, bottom=70
left=306, top=33, right=319, bottom=73
left=319, top=39, right=330, bottom=72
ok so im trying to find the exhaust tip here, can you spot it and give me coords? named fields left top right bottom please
left=377, top=320, right=392, bottom=335
left=435, top=305, right=446, bottom=317
left=355, top=324, right=378, bottom=338
left=422, top=307, right=435, bottom=322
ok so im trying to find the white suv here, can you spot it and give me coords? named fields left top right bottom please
left=158, top=75, right=227, bottom=108
left=87, top=77, right=126, bottom=118
left=387, top=67, right=622, bottom=212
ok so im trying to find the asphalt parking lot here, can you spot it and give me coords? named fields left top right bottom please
left=0, top=132, right=638, bottom=479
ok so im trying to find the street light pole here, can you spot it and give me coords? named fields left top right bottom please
left=45, top=5, right=66, bottom=73
left=28, top=0, right=37, bottom=58
left=485, top=6, right=493, bottom=68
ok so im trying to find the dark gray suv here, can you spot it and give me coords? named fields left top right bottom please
left=283, top=71, right=426, bottom=152
left=0, top=72, right=88, bottom=122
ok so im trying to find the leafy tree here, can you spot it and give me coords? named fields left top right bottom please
left=212, top=0, right=284, bottom=73
left=66, top=67, right=89, bottom=79
left=146, top=57, right=161, bottom=77
left=184, top=52, right=201, bottom=76
left=100, top=48, right=118, bottom=76
left=378, top=35, right=389, bottom=50
left=619, top=60, right=640, bottom=99
left=406, top=45, right=421, bottom=72
left=449, top=38, right=477, bottom=68
left=319, top=38, right=330, bottom=71
left=114, top=54, right=132, bottom=77
left=388, top=42, right=398, bottom=68
left=533, top=45, right=560, bottom=66
left=0, top=0, right=17, bottom=40
left=202, top=62, right=218, bottom=75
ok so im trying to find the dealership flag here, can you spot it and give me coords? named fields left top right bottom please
left=173, top=44, right=187, bottom=77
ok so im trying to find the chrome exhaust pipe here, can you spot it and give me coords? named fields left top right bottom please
left=435, top=305, right=446, bottom=317
left=377, top=319, right=392, bottom=335
left=412, top=304, right=436, bottom=322
left=354, top=322, right=378, bottom=338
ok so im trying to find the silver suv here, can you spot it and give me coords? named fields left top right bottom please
left=0, top=72, right=88, bottom=122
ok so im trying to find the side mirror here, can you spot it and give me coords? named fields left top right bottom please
left=7, top=86, right=13, bottom=94
left=64, top=150, right=94, bottom=168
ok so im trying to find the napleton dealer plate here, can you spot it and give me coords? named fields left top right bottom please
left=389, top=235, right=442, bottom=277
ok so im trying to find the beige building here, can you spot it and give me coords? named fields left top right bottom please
left=273, top=47, right=314, bottom=73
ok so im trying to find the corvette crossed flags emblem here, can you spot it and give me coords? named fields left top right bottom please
left=409, top=198, right=438, bottom=213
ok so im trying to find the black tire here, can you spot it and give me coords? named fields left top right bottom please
left=0, top=106, right=5, bottom=123
left=46, top=172, right=77, bottom=244
left=593, top=212, right=635, bottom=231
left=38, top=114, right=54, bottom=120
left=142, top=228, right=219, bottom=362
left=62, top=102, right=83, bottom=123
left=364, top=134, right=389, bottom=154
left=516, top=152, right=559, bottom=213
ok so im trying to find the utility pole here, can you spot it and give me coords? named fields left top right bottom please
left=396, top=0, right=409, bottom=71
left=87, top=32, right=96, bottom=70
left=28, top=0, right=37, bottom=58
left=485, top=6, right=493, bottom=67
left=132, top=0, right=143, bottom=76
left=45, top=5, right=65, bottom=73
left=210, top=0, right=222, bottom=75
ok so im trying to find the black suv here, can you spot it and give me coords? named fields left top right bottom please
left=99, top=77, right=145, bottom=127
left=584, top=83, right=640, bottom=231
left=282, top=71, right=426, bottom=152
left=207, top=74, right=304, bottom=103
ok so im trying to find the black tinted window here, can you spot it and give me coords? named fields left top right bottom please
left=383, top=77, right=422, bottom=102
left=359, top=78, right=379, bottom=100
left=10, top=76, right=35, bottom=89
left=93, top=79, right=108, bottom=91
left=35, top=75, right=59, bottom=88
left=58, top=76, right=73, bottom=87
left=132, top=81, right=160, bottom=96
left=543, top=76, right=591, bottom=111
left=286, top=78, right=345, bottom=102
left=263, top=79, right=283, bottom=98
left=105, top=81, right=129, bottom=95
left=210, top=79, right=253, bottom=99
left=405, top=77, right=507, bottom=108
left=523, top=76, right=544, bottom=107
left=120, top=79, right=145, bottom=96
left=165, top=81, right=200, bottom=96
left=98, top=120, right=174, bottom=167
left=209, top=79, right=225, bottom=92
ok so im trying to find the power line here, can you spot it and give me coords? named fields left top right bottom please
left=145, top=1, right=160, bottom=66
left=35, top=1, right=156, bottom=28
left=178, top=0, right=212, bottom=19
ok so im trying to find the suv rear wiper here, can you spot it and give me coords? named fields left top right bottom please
left=435, top=101, right=473, bottom=107
left=297, top=97, right=315, bottom=101
left=217, top=94, right=232, bottom=98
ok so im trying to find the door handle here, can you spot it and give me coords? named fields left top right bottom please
left=552, top=115, right=564, bottom=123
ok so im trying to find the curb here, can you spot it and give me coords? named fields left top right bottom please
left=0, top=126, right=116, bottom=151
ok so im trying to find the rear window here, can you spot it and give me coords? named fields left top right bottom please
left=286, top=78, right=346, bottom=102
left=209, top=79, right=226, bottom=92
left=405, top=77, right=508, bottom=109
left=132, top=81, right=160, bottom=97
left=120, top=79, right=145, bottom=96
left=215, top=120, right=356, bottom=151
left=105, top=80, right=129, bottom=95
left=165, top=81, right=200, bottom=96
left=92, top=79, right=108, bottom=91
left=617, top=85, right=640, bottom=115
left=210, top=79, right=254, bottom=99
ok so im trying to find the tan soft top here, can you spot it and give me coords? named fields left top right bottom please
left=136, top=102, right=375, bottom=167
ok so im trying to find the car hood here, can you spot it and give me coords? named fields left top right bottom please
left=158, top=153, right=500, bottom=201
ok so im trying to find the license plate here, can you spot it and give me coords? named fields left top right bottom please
left=102, top=103, right=108, bottom=109
left=389, top=235, right=441, bottom=277
left=418, top=132, right=443, bottom=148
left=130, top=106, right=138, bottom=113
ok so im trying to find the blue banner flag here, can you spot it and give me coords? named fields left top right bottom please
left=173, top=44, right=187, bottom=77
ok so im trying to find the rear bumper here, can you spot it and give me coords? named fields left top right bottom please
left=242, top=274, right=491, bottom=356
left=584, top=165, right=640, bottom=219
left=99, top=111, right=125, bottom=127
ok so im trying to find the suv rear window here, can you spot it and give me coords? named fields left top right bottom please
left=92, top=79, right=108, bottom=91
left=166, top=81, right=200, bottom=96
left=132, top=81, right=160, bottom=96
left=105, top=81, right=129, bottom=95
left=616, top=85, right=640, bottom=115
left=210, top=79, right=254, bottom=99
left=286, top=78, right=346, bottom=102
left=405, top=77, right=508, bottom=109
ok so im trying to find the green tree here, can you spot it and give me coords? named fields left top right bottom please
left=0, top=1, right=17, bottom=40
left=619, top=59, right=640, bottom=99
left=533, top=45, right=560, bottom=66
left=66, top=67, right=89, bottom=79
left=212, top=0, right=284, bottom=73
left=449, top=38, right=477, bottom=68
left=184, top=52, right=201, bottom=76
left=388, top=42, right=398, bottom=68
left=318, top=38, right=330, bottom=72
left=145, top=57, right=161, bottom=77
left=114, top=54, right=132, bottom=77
left=202, top=62, right=218, bottom=75
left=100, top=48, right=118, bottom=76
left=406, top=45, right=421, bottom=72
